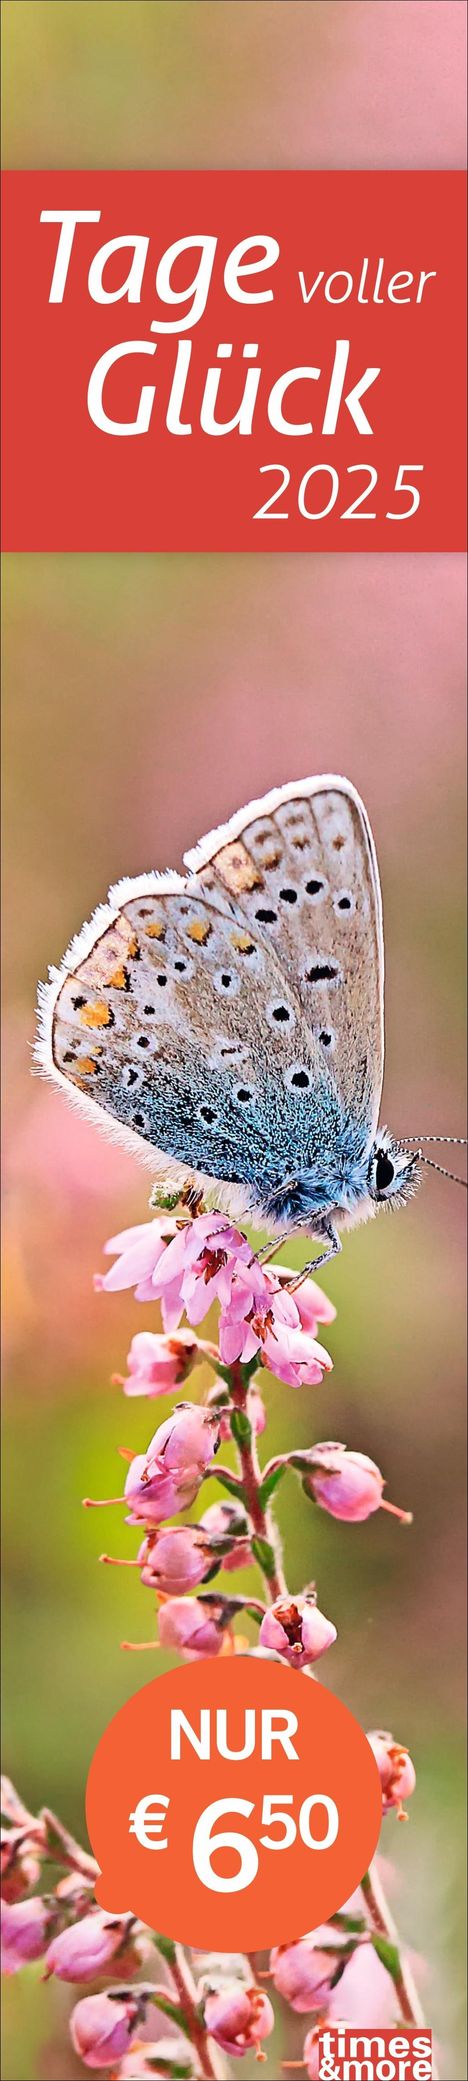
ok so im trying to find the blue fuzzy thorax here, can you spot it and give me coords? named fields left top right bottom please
left=263, top=1113, right=373, bottom=1225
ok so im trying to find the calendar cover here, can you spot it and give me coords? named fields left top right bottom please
left=1, top=6, right=466, bottom=2079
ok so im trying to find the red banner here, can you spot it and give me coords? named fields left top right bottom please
left=2, top=170, right=466, bottom=549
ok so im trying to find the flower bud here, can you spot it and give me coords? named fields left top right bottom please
left=271, top=1930, right=348, bottom=2012
left=199, top=1499, right=253, bottom=1573
left=70, top=1987, right=151, bottom=2070
left=1, top=1896, right=53, bottom=1974
left=367, top=1730, right=416, bottom=1817
left=124, top=1404, right=220, bottom=1526
left=260, top=1594, right=337, bottom=1669
left=138, top=1526, right=215, bottom=1594
left=118, top=1329, right=201, bottom=1398
left=45, top=1908, right=146, bottom=1983
left=203, top=1981, right=274, bottom=2058
left=158, top=1596, right=230, bottom=1659
left=301, top=1444, right=410, bottom=1525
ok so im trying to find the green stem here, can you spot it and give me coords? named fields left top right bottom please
left=361, top=1865, right=433, bottom=2049
left=169, top=1944, right=223, bottom=2080
left=229, top=1363, right=287, bottom=1601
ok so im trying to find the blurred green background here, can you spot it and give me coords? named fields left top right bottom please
left=2, top=4, right=467, bottom=2079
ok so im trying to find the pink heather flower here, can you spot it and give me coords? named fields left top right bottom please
left=203, top=1982, right=274, bottom=2058
left=327, top=1938, right=398, bottom=2025
left=219, top=1272, right=333, bottom=1386
left=158, top=1596, right=229, bottom=1659
left=199, top=1498, right=253, bottom=1573
left=260, top=1594, right=337, bottom=1669
left=44, top=1908, right=145, bottom=1983
left=1, top=1896, right=52, bottom=1974
left=152, top=1213, right=256, bottom=1332
left=302, top=1444, right=411, bottom=1525
left=70, top=1988, right=150, bottom=2070
left=1, top=1826, right=42, bottom=1904
left=96, top=1217, right=178, bottom=1300
left=368, top=1731, right=416, bottom=1817
left=118, top=1329, right=202, bottom=1398
left=138, top=1525, right=215, bottom=1594
left=271, top=1929, right=348, bottom=2012
left=124, top=1404, right=220, bottom=1525
left=276, top=1266, right=337, bottom=1336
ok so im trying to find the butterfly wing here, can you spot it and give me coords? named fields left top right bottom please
left=185, top=774, right=385, bottom=1142
left=37, top=776, right=384, bottom=1226
left=38, top=869, right=339, bottom=1218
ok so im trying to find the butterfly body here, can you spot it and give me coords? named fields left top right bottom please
left=36, top=775, right=424, bottom=1264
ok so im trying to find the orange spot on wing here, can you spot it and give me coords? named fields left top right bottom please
left=146, top=922, right=166, bottom=941
left=80, top=1001, right=111, bottom=1028
left=108, top=964, right=129, bottom=989
left=187, top=919, right=212, bottom=945
left=77, top=1056, right=98, bottom=1076
left=231, top=932, right=256, bottom=954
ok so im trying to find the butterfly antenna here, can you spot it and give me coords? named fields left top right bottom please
left=418, top=1154, right=468, bottom=1187
left=397, top=1134, right=467, bottom=1147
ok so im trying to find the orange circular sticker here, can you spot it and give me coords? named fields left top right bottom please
left=86, top=1658, right=381, bottom=1950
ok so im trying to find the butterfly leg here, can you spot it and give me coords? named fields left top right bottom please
left=257, top=1232, right=291, bottom=1264
left=288, top=1224, right=342, bottom=1288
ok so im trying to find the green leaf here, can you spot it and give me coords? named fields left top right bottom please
left=241, top=1356, right=263, bottom=1384
left=371, top=1934, right=401, bottom=1983
left=252, top=1534, right=277, bottom=1579
left=210, top=1362, right=236, bottom=1389
left=230, top=1406, right=252, bottom=1448
left=331, top=1912, right=366, bottom=1934
left=216, top=1469, right=245, bottom=1502
left=151, top=1993, right=192, bottom=2040
left=202, top=1559, right=224, bottom=1584
left=151, top=1931, right=177, bottom=1965
left=147, top=2064, right=195, bottom=2079
left=258, top=1464, right=287, bottom=1506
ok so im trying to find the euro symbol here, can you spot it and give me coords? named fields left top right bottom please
left=128, top=1794, right=170, bottom=1850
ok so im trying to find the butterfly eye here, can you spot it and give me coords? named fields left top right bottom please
left=376, top=1150, right=395, bottom=1194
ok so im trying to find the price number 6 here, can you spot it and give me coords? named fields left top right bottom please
left=192, top=1794, right=339, bottom=1894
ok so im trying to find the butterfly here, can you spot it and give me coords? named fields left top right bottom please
left=36, top=775, right=466, bottom=1276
